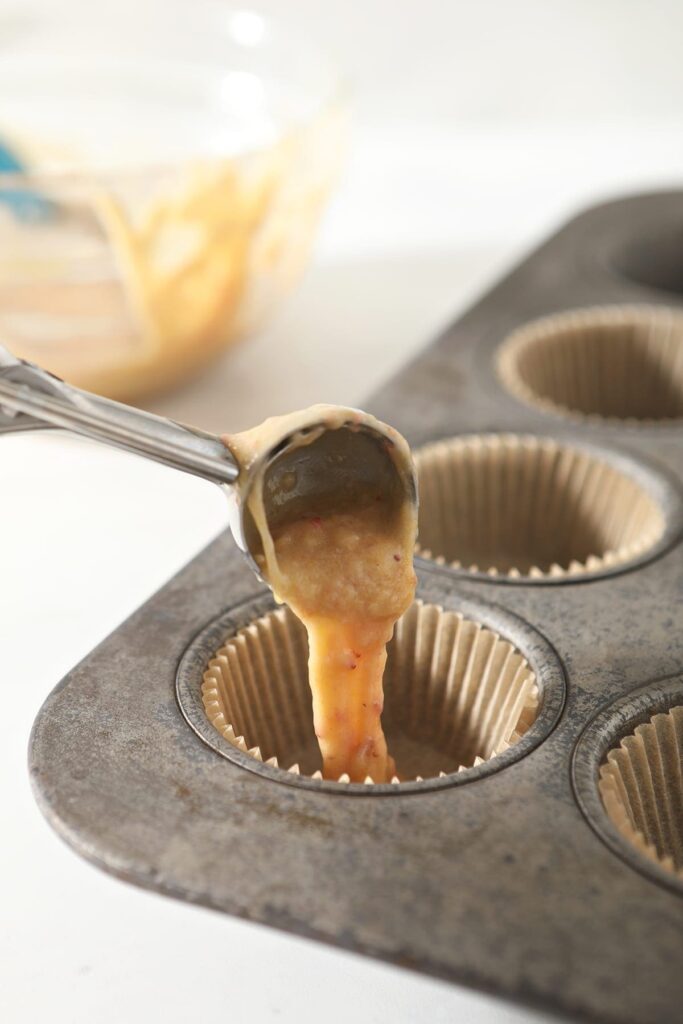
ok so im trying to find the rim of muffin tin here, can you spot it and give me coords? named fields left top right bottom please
left=176, top=581, right=567, bottom=795
left=412, top=431, right=683, bottom=586
left=495, top=305, right=683, bottom=429
left=572, top=674, right=683, bottom=896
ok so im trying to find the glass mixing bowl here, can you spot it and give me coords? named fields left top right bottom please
left=0, top=2, right=346, bottom=399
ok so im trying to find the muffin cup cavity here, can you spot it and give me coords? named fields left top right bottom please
left=497, top=306, right=683, bottom=424
left=200, top=601, right=539, bottom=786
left=573, top=677, right=683, bottom=894
left=599, top=707, right=683, bottom=879
left=414, top=434, right=666, bottom=579
left=611, top=224, right=683, bottom=297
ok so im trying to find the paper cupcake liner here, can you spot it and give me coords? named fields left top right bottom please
left=414, top=434, right=665, bottom=578
left=599, top=706, right=683, bottom=879
left=201, top=601, right=539, bottom=785
left=497, top=305, right=683, bottom=424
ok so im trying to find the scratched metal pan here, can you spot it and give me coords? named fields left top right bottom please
left=23, top=191, right=683, bottom=1024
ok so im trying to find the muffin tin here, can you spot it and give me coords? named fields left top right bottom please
left=25, top=191, right=683, bottom=1023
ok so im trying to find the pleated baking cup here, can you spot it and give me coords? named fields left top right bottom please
left=497, top=306, right=683, bottom=424
left=200, top=600, right=539, bottom=785
left=599, top=707, right=683, bottom=880
left=414, top=434, right=666, bottom=579
left=572, top=676, right=683, bottom=894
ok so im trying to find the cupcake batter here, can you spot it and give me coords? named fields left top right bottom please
left=225, top=407, right=417, bottom=782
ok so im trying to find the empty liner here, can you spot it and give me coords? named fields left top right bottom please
left=414, top=434, right=665, bottom=578
left=599, top=707, right=683, bottom=880
left=201, top=601, right=539, bottom=784
left=497, top=306, right=683, bottom=423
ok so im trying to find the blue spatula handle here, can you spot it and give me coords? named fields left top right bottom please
left=0, top=138, right=53, bottom=221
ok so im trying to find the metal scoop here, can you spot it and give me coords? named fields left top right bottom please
left=0, top=347, right=416, bottom=580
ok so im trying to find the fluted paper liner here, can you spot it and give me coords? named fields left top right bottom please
left=599, top=707, right=683, bottom=879
left=497, top=306, right=683, bottom=423
left=201, top=601, right=539, bottom=784
left=414, top=434, right=664, bottom=578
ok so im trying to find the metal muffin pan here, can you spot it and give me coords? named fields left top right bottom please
left=27, top=191, right=683, bottom=1024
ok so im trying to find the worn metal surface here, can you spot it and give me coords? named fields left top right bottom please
left=28, top=191, right=683, bottom=1024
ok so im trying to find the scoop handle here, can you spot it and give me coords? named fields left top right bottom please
left=0, top=346, right=239, bottom=486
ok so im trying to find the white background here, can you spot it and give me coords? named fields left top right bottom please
left=3, top=1, right=683, bottom=1021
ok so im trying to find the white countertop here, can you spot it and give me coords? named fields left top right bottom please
left=4, top=1, right=683, bottom=1020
